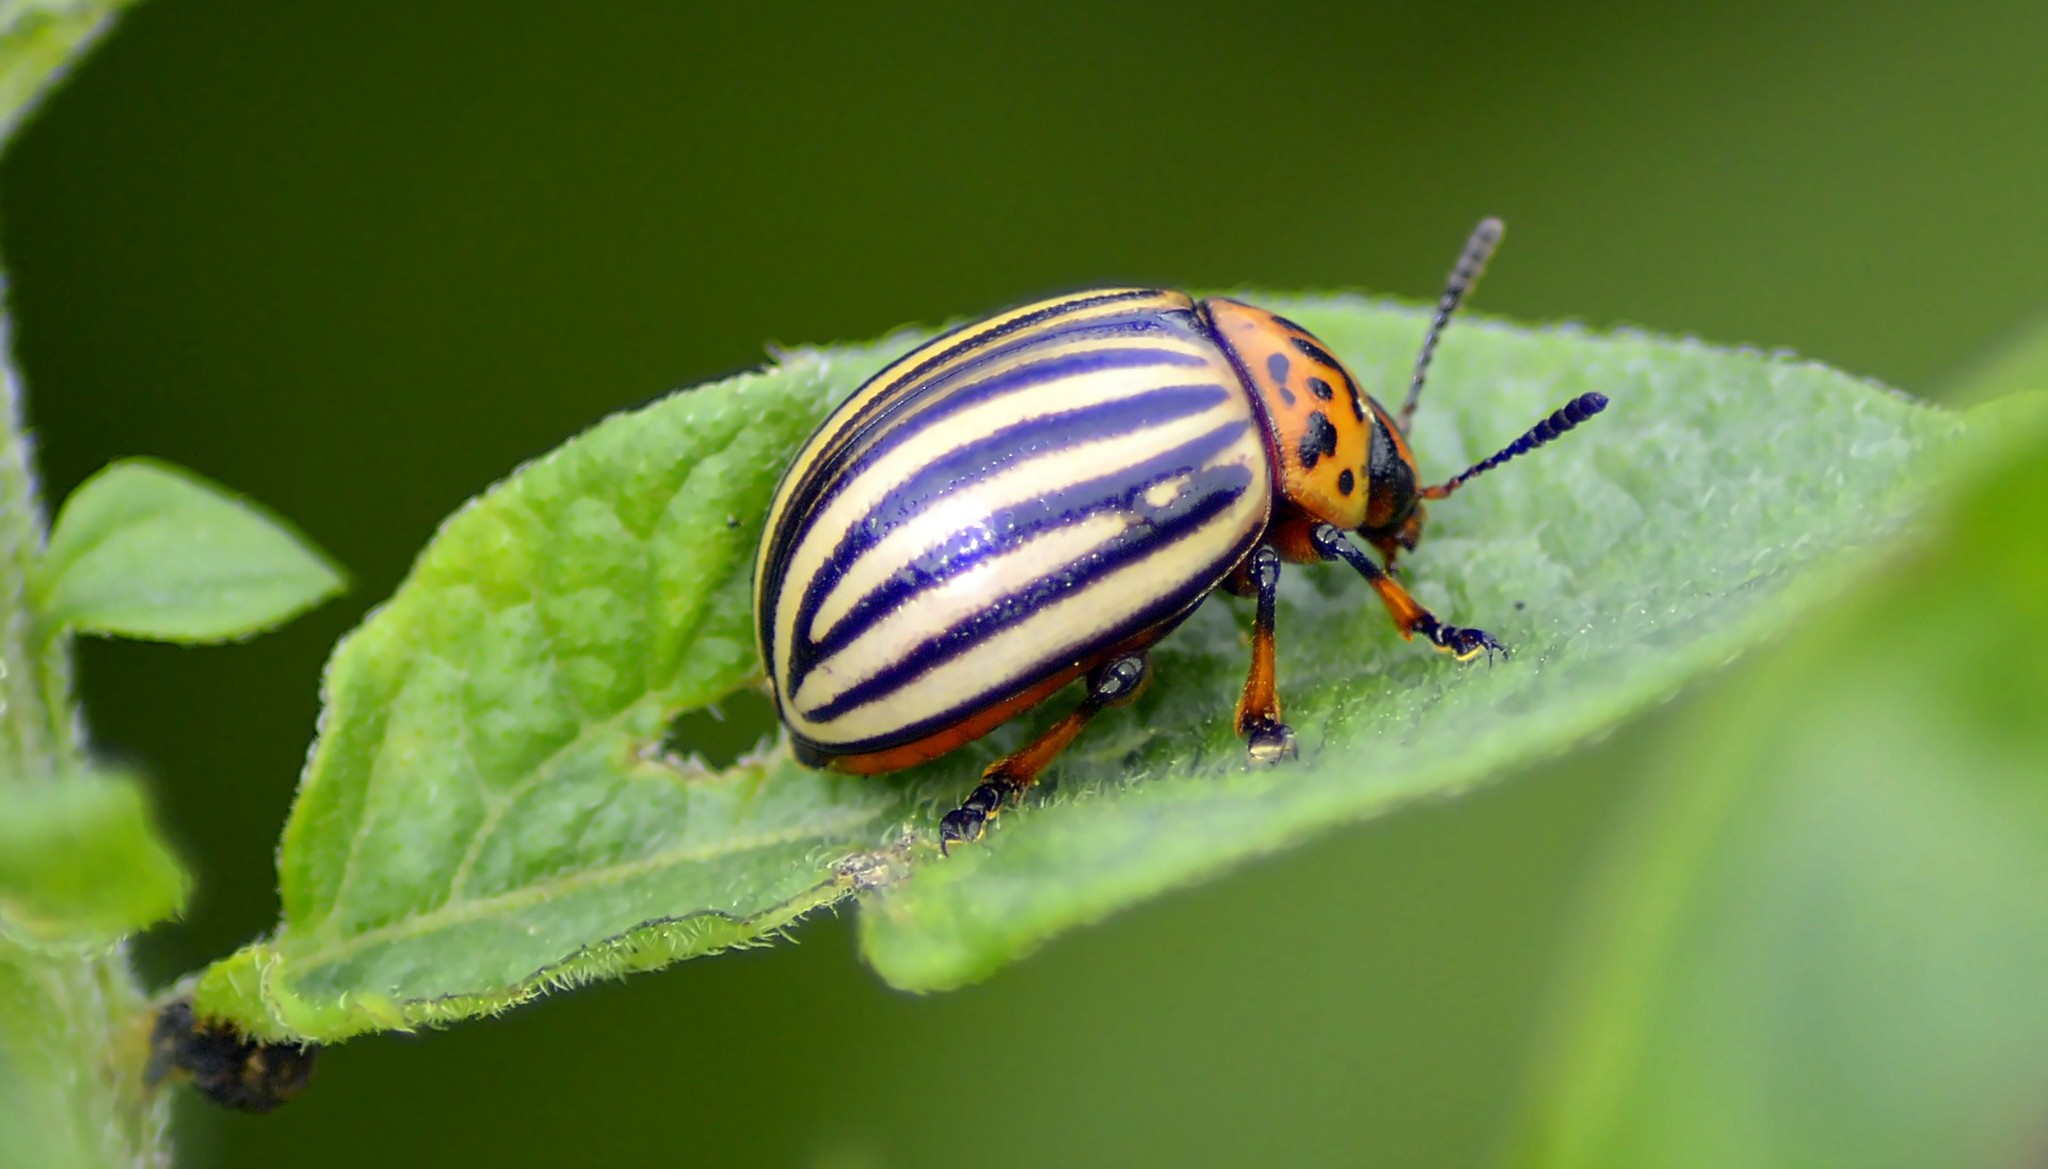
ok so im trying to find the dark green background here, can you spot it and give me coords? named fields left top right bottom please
left=7, top=3, right=2045, bottom=1165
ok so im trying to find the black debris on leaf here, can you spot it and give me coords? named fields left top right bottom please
left=148, top=998, right=318, bottom=1113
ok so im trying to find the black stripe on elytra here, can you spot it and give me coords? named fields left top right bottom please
left=760, top=337, right=1213, bottom=679
left=790, top=526, right=1233, bottom=759
left=783, top=383, right=1234, bottom=671
left=798, top=344, right=1214, bottom=521
left=866, top=290, right=1162, bottom=414
left=870, top=305, right=1193, bottom=417
left=787, top=418, right=1251, bottom=690
left=799, top=459, right=1256, bottom=726
left=797, top=304, right=1195, bottom=497
left=761, top=294, right=1194, bottom=674
left=1298, top=411, right=1338, bottom=469
left=766, top=344, right=1216, bottom=605
left=785, top=292, right=1179, bottom=508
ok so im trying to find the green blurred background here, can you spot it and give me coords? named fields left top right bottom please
left=7, top=2, right=2047, bottom=1166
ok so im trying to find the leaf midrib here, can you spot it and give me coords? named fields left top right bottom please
left=287, top=801, right=881, bottom=977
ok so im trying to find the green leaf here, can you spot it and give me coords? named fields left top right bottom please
left=0, top=771, right=189, bottom=949
left=192, top=339, right=925, bottom=1041
left=194, top=300, right=1962, bottom=1040
left=1944, top=309, right=2048, bottom=403
left=0, top=0, right=135, bottom=147
left=38, top=457, right=345, bottom=643
left=1506, top=394, right=2048, bottom=1169
left=857, top=304, right=1965, bottom=990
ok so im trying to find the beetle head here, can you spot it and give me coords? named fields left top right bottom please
left=1357, top=399, right=1426, bottom=561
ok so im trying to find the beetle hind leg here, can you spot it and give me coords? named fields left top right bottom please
left=939, top=653, right=1150, bottom=853
left=1234, top=545, right=1298, bottom=765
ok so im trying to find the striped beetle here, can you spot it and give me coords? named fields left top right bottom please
left=754, top=220, right=1607, bottom=849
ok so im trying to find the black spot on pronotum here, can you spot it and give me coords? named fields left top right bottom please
left=1298, top=412, right=1339, bottom=469
left=1337, top=468, right=1356, bottom=495
left=1306, top=376, right=1335, bottom=402
left=1291, top=335, right=1342, bottom=370
left=148, top=999, right=318, bottom=1114
left=1265, top=352, right=1290, bottom=387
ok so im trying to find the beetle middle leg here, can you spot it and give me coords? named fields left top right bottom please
left=1233, top=544, right=1298, bottom=765
left=1308, top=523, right=1506, bottom=661
left=939, top=653, right=1150, bottom=853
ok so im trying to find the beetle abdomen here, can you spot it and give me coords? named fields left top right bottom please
left=756, top=289, right=1272, bottom=765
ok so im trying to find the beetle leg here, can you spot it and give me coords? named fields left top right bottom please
left=1234, top=545, right=1298, bottom=765
left=1308, top=523, right=1506, bottom=662
left=939, top=653, right=1150, bottom=853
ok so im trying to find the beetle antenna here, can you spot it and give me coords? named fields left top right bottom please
left=1399, top=217, right=1504, bottom=434
left=1422, top=392, right=1608, bottom=500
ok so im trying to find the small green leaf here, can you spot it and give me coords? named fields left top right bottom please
left=1506, top=395, right=2048, bottom=1169
left=1945, top=310, right=2048, bottom=403
left=194, top=300, right=1962, bottom=1040
left=38, top=458, right=345, bottom=643
left=0, top=0, right=136, bottom=148
left=0, top=771, right=189, bottom=949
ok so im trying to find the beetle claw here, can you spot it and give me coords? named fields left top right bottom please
left=939, top=809, right=983, bottom=856
left=1420, top=618, right=1507, bottom=662
left=938, top=780, right=1016, bottom=854
left=1245, top=719, right=1299, bottom=765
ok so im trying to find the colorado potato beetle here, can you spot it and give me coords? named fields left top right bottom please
left=754, top=219, right=1606, bottom=849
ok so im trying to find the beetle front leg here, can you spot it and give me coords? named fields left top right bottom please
left=1308, top=524, right=1506, bottom=661
left=1234, top=544, right=1298, bottom=765
left=940, top=653, right=1150, bottom=853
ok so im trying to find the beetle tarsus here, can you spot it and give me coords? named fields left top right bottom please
left=1309, top=523, right=1509, bottom=662
left=1417, top=616, right=1507, bottom=662
left=1234, top=545, right=1297, bottom=765
left=939, top=809, right=982, bottom=854
left=1244, top=717, right=1299, bottom=765
left=936, top=654, right=1152, bottom=853
left=939, top=780, right=1015, bottom=854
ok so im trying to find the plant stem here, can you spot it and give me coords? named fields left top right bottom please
left=0, top=300, right=172, bottom=1169
left=0, top=9, right=171, bottom=1167
left=0, top=304, right=63, bottom=778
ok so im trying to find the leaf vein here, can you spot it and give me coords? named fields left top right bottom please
left=293, top=801, right=880, bottom=974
